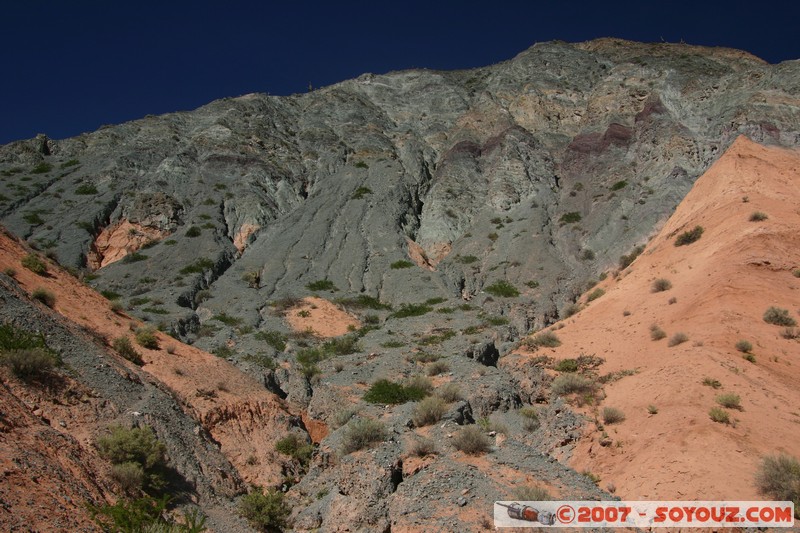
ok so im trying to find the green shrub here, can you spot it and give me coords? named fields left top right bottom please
left=793, top=269, right=800, bottom=278
left=763, top=307, right=797, bottom=327
left=559, top=212, right=582, bottom=224
left=21, top=253, right=47, bottom=275
left=3, top=267, right=16, bottom=277
left=100, top=289, right=122, bottom=300
left=75, top=183, right=98, bottom=195
left=381, top=340, right=406, bottom=348
left=23, top=212, right=44, bottom=225
left=525, top=280, right=540, bottom=289
left=412, top=396, right=448, bottom=427
left=675, top=226, right=704, bottom=246
left=335, top=294, right=391, bottom=310
left=89, top=495, right=172, bottom=532
left=390, top=260, right=414, bottom=269
left=341, top=418, right=387, bottom=454
left=425, top=297, right=446, bottom=305
left=123, top=252, right=148, bottom=264
left=111, top=461, right=145, bottom=494
left=31, top=162, right=53, bottom=174
left=239, top=487, right=290, bottom=531
left=363, top=379, right=428, bottom=404
left=651, top=278, right=672, bottom=292
left=452, top=426, right=491, bottom=455
left=185, top=226, right=202, bottom=237
left=610, top=180, right=628, bottom=191
left=408, top=350, right=440, bottom=363
left=354, top=161, right=369, bottom=169
left=391, top=303, right=432, bottom=318
left=781, top=327, right=799, bottom=340
left=619, top=245, right=645, bottom=269
left=320, top=334, right=360, bottom=356
left=602, top=407, right=626, bottom=424
left=457, top=255, right=479, bottom=264
left=0, top=348, right=58, bottom=380
left=647, top=405, right=659, bottom=415
left=135, top=328, right=159, bottom=350
left=716, top=393, right=741, bottom=409
left=484, top=316, right=508, bottom=326
left=735, top=340, right=753, bottom=353
left=306, top=279, right=337, bottom=291
left=527, top=331, right=561, bottom=350
left=351, top=186, right=372, bottom=199
left=562, top=303, right=581, bottom=318
left=586, top=288, right=605, bottom=301
left=756, top=454, right=800, bottom=517
left=709, top=406, right=730, bottom=424
left=749, top=211, right=768, bottom=221
left=484, top=280, right=520, bottom=297
left=255, top=331, right=287, bottom=352
left=180, top=258, right=214, bottom=275
left=97, top=425, right=166, bottom=494
left=31, top=288, right=56, bottom=308
left=551, top=374, right=597, bottom=396
left=212, top=313, right=242, bottom=326
left=702, top=377, right=722, bottom=389
left=667, top=332, right=689, bottom=346
left=113, top=336, right=144, bottom=365
left=241, top=271, right=260, bottom=288
left=743, top=353, right=756, bottom=363
left=275, top=434, right=314, bottom=467
left=554, top=359, right=578, bottom=372
left=650, top=324, right=667, bottom=341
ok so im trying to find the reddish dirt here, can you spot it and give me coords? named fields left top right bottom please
left=233, top=222, right=260, bottom=253
left=509, top=136, right=800, bottom=501
left=284, top=296, right=360, bottom=337
left=0, top=372, right=112, bottom=532
left=0, top=231, right=294, bottom=489
left=86, top=219, right=169, bottom=269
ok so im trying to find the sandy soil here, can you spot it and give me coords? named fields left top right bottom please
left=509, top=136, right=800, bottom=501
left=284, top=296, right=360, bottom=337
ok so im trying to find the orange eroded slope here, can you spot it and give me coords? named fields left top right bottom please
left=0, top=231, right=293, bottom=487
left=510, top=136, right=800, bottom=500
left=285, top=296, right=360, bottom=337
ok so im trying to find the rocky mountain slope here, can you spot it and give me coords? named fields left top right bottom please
left=508, top=136, right=800, bottom=501
left=0, top=38, right=799, bottom=531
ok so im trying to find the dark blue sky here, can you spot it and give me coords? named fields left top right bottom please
left=2, top=1, right=799, bottom=145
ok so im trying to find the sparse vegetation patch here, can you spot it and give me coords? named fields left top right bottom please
left=763, top=307, right=797, bottom=327
left=651, top=278, right=672, bottom=292
left=675, top=225, right=704, bottom=246
left=363, top=379, right=428, bottom=404
left=527, top=331, right=561, bottom=350
left=306, top=279, right=338, bottom=292
left=390, top=260, right=414, bottom=269
left=341, top=418, right=387, bottom=454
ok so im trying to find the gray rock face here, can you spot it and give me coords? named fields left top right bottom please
left=1, top=39, right=798, bottom=334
